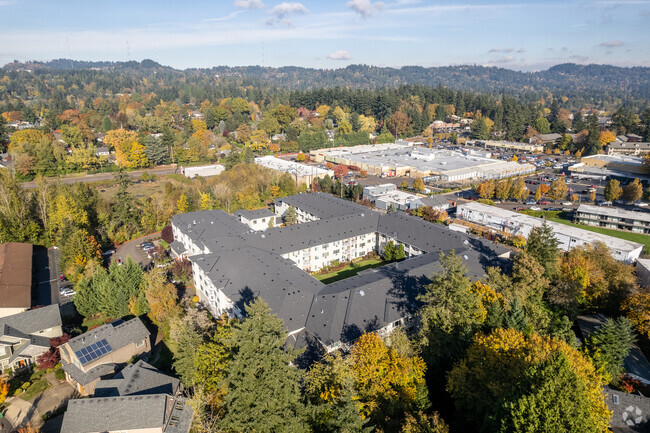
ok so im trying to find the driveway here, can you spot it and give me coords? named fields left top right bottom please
left=3, top=373, right=76, bottom=431
left=113, top=235, right=160, bottom=269
left=33, top=246, right=60, bottom=307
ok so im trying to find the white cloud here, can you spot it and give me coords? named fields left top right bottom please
left=598, top=40, right=624, bottom=47
left=488, top=47, right=515, bottom=53
left=347, top=0, right=385, bottom=17
left=327, top=50, right=351, bottom=60
left=516, top=48, right=526, bottom=53
left=569, top=55, right=589, bottom=62
left=487, top=56, right=516, bottom=64
left=234, top=0, right=264, bottom=9
left=269, top=2, right=307, bottom=17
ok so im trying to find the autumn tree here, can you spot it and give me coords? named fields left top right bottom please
left=604, top=179, right=623, bottom=202
left=447, top=328, right=610, bottom=433
left=599, top=130, right=616, bottom=147
left=476, top=180, right=495, bottom=199
left=177, top=193, right=190, bottom=214
left=0, top=376, right=9, bottom=405
left=333, top=164, right=349, bottom=178
left=548, top=178, right=568, bottom=201
left=623, top=178, right=643, bottom=202
left=624, top=289, right=650, bottom=338
left=509, top=177, right=526, bottom=201
left=412, top=177, right=425, bottom=192
left=144, top=268, right=182, bottom=338
left=495, top=179, right=512, bottom=201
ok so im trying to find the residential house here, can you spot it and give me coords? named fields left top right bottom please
left=60, top=317, right=151, bottom=395
left=605, top=385, right=650, bottom=433
left=0, top=242, right=33, bottom=318
left=95, top=146, right=110, bottom=157
left=577, top=314, right=650, bottom=385
left=0, top=304, right=62, bottom=372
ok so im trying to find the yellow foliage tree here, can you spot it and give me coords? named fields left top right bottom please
left=191, top=118, right=207, bottom=132
left=177, top=193, right=190, bottom=214
left=316, top=104, right=331, bottom=118
left=624, top=289, right=650, bottom=338
left=599, top=130, right=616, bottom=147
left=199, top=192, right=212, bottom=210
left=0, top=376, right=8, bottom=405
left=448, top=328, right=610, bottom=433
left=350, top=333, right=426, bottom=418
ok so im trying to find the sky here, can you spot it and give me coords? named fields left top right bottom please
left=0, top=0, right=649, bottom=71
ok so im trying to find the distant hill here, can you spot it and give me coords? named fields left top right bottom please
left=2, top=59, right=649, bottom=108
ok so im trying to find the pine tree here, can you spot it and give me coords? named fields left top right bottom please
left=221, top=298, right=306, bottom=432
left=383, top=240, right=396, bottom=261
left=584, top=316, right=636, bottom=381
left=284, top=205, right=298, bottom=225
left=505, top=298, right=529, bottom=335
left=395, top=243, right=406, bottom=260
left=526, top=222, right=560, bottom=278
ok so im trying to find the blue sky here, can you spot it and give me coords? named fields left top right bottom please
left=1, top=0, right=649, bottom=71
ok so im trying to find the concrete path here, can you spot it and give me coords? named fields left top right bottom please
left=4, top=373, right=76, bottom=430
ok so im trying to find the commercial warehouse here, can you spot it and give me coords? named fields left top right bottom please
left=255, top=155, right=334, bottom=185
left=457, top=201, right=643, bottom=262
left=310, top=143, right=535, bottom=181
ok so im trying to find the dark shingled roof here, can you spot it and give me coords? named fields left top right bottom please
left=62, top=362, right=119, bottom=386
left=66, top=317, right=150, bottom=361
left=234, top=208, right=275, bottom=220
left=177, top=193, right=510, bottom=348
left=274, top=192, right=369, bottom=219
left=94, top=360, right=180, bottom=397
left=0, top=304, right=61, bottom=335
left=605, top=386, right=650, bottom=433
left=61, top=395, right=168, bottom=433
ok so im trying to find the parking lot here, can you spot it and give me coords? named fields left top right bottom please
left=112, top=235, right=160, bottom=269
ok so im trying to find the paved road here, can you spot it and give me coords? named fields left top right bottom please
left=21, top=165, right=180, bottom=189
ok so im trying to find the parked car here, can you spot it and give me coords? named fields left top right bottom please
left=524, top=199, right=537, bottom=205
left=636, top=203, right=649, bottom=207
left=515, top=206, right=525, bottom=211
left=60, top=288, right=76, bottom=297
left=530, top=206, right=541, bottom=211
left=562, top=202, right=573, bottom=206
left=539, top=200, right=551, bottom=205
left=562, top=207, right=573, bottom=212
left=142, top=244, right=155, bottom=252
left=597, top=201, right=612, bottom=206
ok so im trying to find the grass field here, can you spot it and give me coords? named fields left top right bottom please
left=550, top=217, right=650, bottom=253
left=314, top=259, right=384, bottom=284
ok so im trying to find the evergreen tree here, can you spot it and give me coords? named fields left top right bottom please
left=383, top=240, right=396, bottom=261
left=471, top=117, right=489, bottom=140
left=505, top=298, right=530, bottom=335
left=284, top=206, right=298, bottom=225
left=583, top=316, right=636, bottom=381
left=394, top=243, right=406, bottom=260
left=525, top=222, right=560, bottom=278
left=221, top=298, right=306, bottom=432
left=144, top=135, right=169, bottom=165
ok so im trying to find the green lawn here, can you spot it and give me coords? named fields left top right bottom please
left=19, top=377, right=51, bottom=401
left=550, top=217, right=650, bottom=253
left=82, top=314, right=110, bottom=332
left=314, top=259, right=385, bottom=284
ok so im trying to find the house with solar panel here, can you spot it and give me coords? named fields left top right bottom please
left=59, top=317, right=151, bottom=396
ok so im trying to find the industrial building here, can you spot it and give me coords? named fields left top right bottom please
left=255, top=155, right=334, bottom=185
left=575, top=205, right=650, bottom=234
left=457, top=201, right=643, bottom=262
left=568, top=154, right=649, bottom=181
left=310, top=143, right=535, bottom=181
left=469, top=140, right=545, bottom=153
left=170, top=193, right=509, bottom=351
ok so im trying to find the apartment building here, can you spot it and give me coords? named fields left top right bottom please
left=575, top=204, right=650, bottom=234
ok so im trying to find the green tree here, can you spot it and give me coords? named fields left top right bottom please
left=526, top=222, right=559, bottom=278
left=533, top=117, right=551, bottom=134
left=583, top=316, right=636, bottom=382
left=194, top=316, right=234, bottom=395
left=284, top=205, right=298, bottom=225
left=604, top=179, right=623, bottom=202
left=495, top=352, right=607, bottom=433
left=221, top=298, right=306, bottom=432
left=505, top=298, right=530, bottom=335
left=144, top=135, right=169, bottom=166
left=417, top=251, right=484, bottom=333
left=471, top=117, right=489, bottom=140
left=383, top=240, right=396, bottom=261
left=395, top=243, right=406, bottom=260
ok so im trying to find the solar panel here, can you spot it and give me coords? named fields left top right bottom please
left=74, top=339, right=113, bottom=365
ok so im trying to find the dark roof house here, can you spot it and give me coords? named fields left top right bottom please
left=0, top=242, right=33, bottom=315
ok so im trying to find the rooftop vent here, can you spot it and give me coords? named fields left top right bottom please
left=359, top=290, right=365, bottom=296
